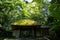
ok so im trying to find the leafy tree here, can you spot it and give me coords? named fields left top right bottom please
left=0, top=0, right=23, bottom=31
left=47, top=0, right=60, bottom=40
left=0, top=0, right=50, bottom=31
left=48, top=0, right=60, bottom=31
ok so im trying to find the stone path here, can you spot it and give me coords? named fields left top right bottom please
left=4, top=37, right=50, bottom=40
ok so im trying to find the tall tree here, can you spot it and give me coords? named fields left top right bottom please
left=48, top=0, right=60, bottom=31
left=0, top=0, right=49, bottom=31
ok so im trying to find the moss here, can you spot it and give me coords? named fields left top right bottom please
left=12, top=19, right=39, bottom=25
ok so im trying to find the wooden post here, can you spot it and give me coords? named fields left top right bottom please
left=20, top=28, right=21, bottom=38
left=34, top=28, right=36, bottom=38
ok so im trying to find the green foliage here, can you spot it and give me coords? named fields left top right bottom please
left=0, top=0, right=49, bottom=31
left=51, top=0, right=60, bottom=4
left=0, top=0, right=22, bottom=31
left=48, top=0, right=60, bottom=31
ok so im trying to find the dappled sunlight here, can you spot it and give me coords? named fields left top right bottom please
left=25, top=0, right=33, bottom=2
left=0, top=0, right=59, bottom=40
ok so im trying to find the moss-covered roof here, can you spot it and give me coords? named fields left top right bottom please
left=12, top=19, right=39, bottom=25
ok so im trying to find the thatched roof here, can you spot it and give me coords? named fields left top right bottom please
left=11, top=19, right=39, bottom=25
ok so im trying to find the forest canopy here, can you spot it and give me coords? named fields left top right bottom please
left=0, top=0, right=60, bottom=32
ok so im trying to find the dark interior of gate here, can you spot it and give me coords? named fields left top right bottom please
left=12, top=25, right=49, bottom=38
